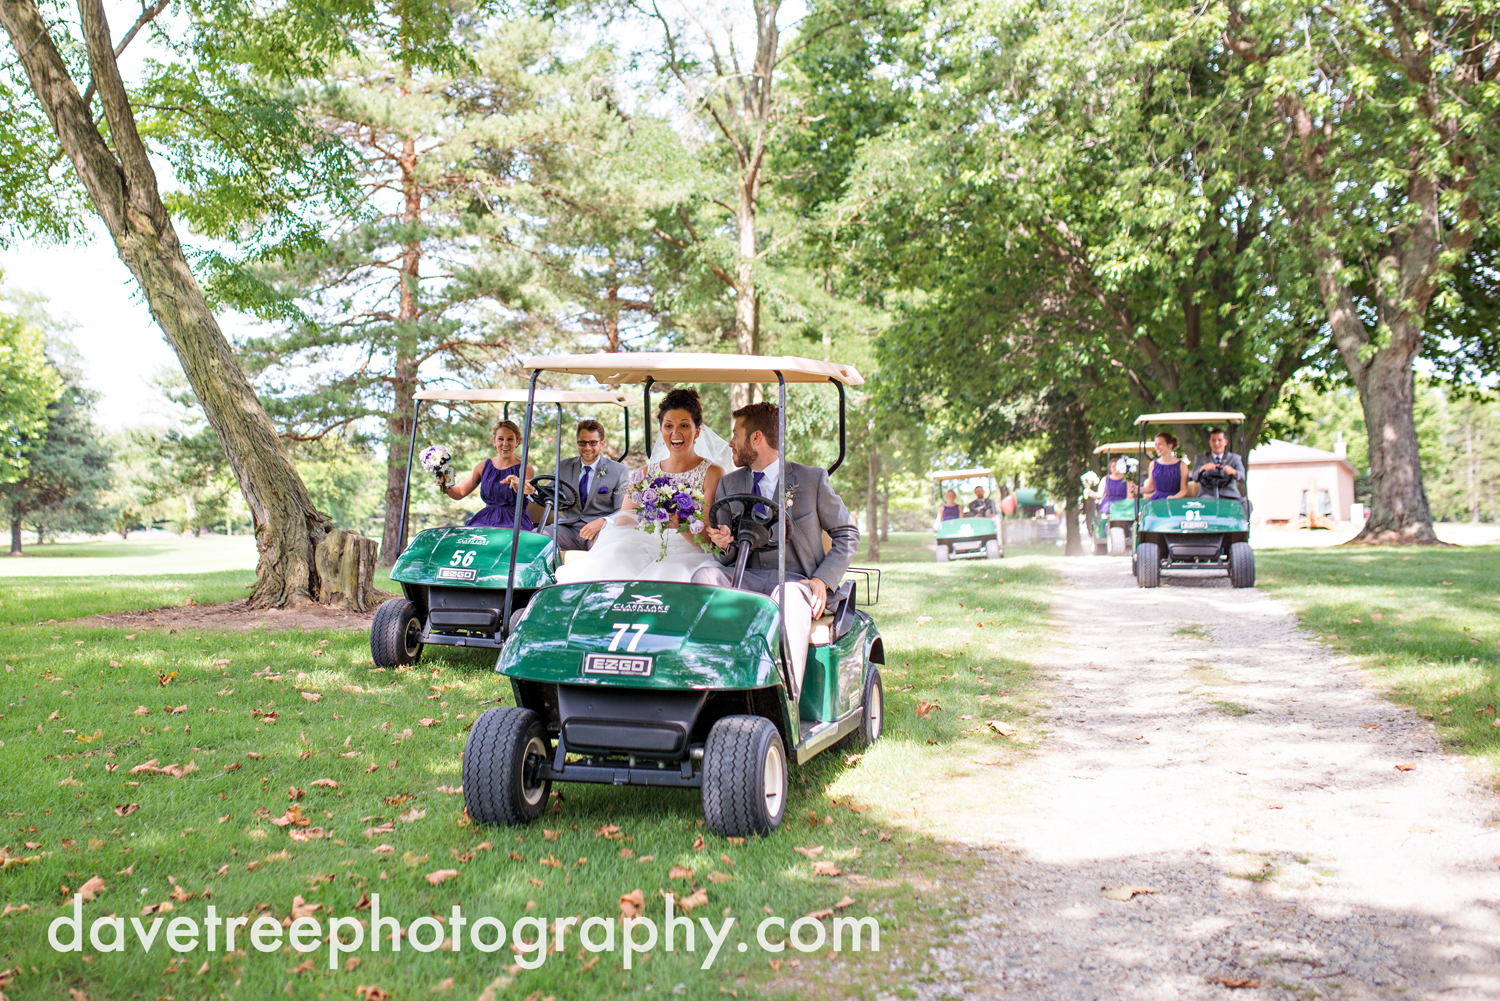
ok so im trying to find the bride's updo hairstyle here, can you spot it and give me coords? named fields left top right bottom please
left=657, top=388, right=703, bottom=427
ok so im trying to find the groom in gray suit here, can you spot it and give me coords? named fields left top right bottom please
left=696, top=402, right=859, bottom=691
left=544, top=420, right=628, bottom=551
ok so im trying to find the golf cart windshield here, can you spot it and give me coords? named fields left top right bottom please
left=397, top=388, right=633, bottom=556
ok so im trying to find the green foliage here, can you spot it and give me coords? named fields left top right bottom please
left=0, top=339, right=115, bottom=542
left=292, top=436, right=384, bottom=533
left=0, top=308, right=63, bottom=485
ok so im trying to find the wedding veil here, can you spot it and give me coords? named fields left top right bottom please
left=650, top=423, right=737, bottom=470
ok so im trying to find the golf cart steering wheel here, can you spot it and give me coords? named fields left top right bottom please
left=529, top=475, right=580, bottom=512
left=1198, top=466, right=1233, bottom=491
left=711, top=493, right=780, bottom=551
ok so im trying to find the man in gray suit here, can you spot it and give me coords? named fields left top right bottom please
left=1191, top=427, right=1247, bottom=502
left=695, top=402, right=859, bottom=690
left=543, top=420, right=628, bottom=551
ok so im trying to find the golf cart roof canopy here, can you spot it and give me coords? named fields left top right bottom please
left=413, top=388, right=631, bottom=406
left=930, top=468, right=992, bottom=482
left=522, top=352, right=864, bottom=387
left=1093, top=441, right=1144, bottom=454
left=1133, top=411, right=1245, bottom=426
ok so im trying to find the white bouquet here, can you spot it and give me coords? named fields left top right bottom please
left=420, top=446, right=453, bottom=490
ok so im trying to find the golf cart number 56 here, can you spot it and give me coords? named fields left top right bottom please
left=608, top=623, right=649, bottom=652
left=448, top=550, right=477, bottom=567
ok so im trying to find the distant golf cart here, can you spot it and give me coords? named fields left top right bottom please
left=1130, top=412, right=1254, bottom=589
left=370, top=388, right=633, bottom=667
left=1089, top=442, right=1140, bottom=556
left=462, top=352, right=884, bottom=838
left=931, top=468, right=1002, bottom=561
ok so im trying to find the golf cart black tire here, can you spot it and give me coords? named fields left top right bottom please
left=371, top=597, right=423, bottom=667
left=1229, top=542, right=1256, bottom=588
left=1136, top=542, right=1161, bottom=588
left=847, top=665, right=884, bottom=750
left=985, top=539, right=1001, bottom=559
left=463, top=707, right=551, bottom=827
left=1108, top=526, right=1127, bottom=556
left=935, top=544, right=949, bottom=563
left=701, top=715, right=787, bottom=838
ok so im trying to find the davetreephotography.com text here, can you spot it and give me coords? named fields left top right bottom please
left=48, top=892, right=880, bottom=971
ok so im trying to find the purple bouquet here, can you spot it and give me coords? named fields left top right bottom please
left=628, top=469, right=715, bottom=559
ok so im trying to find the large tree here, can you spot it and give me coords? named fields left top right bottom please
left=1223, top=0, right=1500, bottom=544
left=837, top=1, right=1326, bottom=467
left=0, top=0, right=448, bottom=605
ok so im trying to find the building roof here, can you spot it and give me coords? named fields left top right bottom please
left=1249, top=438, right=1356, bottom=471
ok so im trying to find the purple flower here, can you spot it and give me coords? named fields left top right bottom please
left=642, top=489, right=658, bottom=504
left=689, top=519, right=705, bottom=534
left=651, top=476, right=670, bottom=488
left=673, top=492, right=694, bottom=515
left=630, top=469, right=645, bottom=485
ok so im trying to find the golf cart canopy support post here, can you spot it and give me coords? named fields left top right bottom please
left=397, top=398, right=423, bottom=555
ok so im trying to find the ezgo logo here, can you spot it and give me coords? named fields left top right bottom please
left=610, top=593, right=670, bottom=613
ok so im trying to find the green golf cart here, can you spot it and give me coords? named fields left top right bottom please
left=932, top=468, right=1002, bottom=561
left=1130, top=411, right=1254, bottom=589
left=370, top=388, right=633, bottom=667
left=462, top=352, right=884, bottom=838
left=1088, top=442, right=1140, bottom=556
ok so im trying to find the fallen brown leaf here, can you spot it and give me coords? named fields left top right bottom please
left=76, top=876, right=105, bottom=901
left=668, top=865, right=694, bottom=880
left=1101, top=885, right=1158, bottom=901
left=811, top=861, right=843, bottom=877
left=676, top=888, right=709, bottom=912
left=113, top=804, right=139, bottom=817
left=619, top=889, right=645, bottom=919
left=425, top=869, right=460, bottom=886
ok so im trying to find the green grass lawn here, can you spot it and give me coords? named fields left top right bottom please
left=0, top=556, right=1056, bottom=1000
left=1258, top=546, right=1500, bottom=774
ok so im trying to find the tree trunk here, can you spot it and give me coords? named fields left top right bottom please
left=880, top=486, right=889, bottom=542
left=9, top=519, right=21, bottom=556
left=1063, top=461, right=1084, bottom=556
left=314, top=530, right=380, bottom=612
left=731, top=196, right=758, bottom=411
left=381, top=124, right=423, bottom=568
left=0, top=0, right=377, bottom=607
left=865, top=449, right=880, bottom=561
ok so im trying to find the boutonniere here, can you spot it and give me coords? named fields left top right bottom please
left=783, top=483, right=800, bottom=510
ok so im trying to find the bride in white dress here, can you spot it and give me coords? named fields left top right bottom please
left=554, top=388, right=730, bottom=585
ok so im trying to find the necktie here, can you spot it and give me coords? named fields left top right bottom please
left=751, top=471, right=767, bottom=518
left=578, top=465, right=591, bottom=508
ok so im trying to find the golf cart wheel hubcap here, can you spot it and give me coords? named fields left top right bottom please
left=403, top=618, right=421, bottom=656
left=763, top=742, right=786, bottom=818
left=520, top=736, right=548, bottom=807
left=869, top=685, right=882, bottom=740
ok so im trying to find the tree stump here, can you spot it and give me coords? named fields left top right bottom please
left=313, top=529, right=380, bottom=611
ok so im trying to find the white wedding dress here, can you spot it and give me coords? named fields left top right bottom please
left=553, top=455, right=724, bottom=585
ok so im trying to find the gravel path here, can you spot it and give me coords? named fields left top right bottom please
left=906, top=557, right=1500, bottom=1001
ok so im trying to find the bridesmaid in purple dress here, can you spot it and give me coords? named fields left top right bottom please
left=443, top=419, right=536, bottom=529
left=1096, top=459, right=1134, bottom=513
left=940, top=489, right=962, bottom=521
left=1147, top=432, right=1192, bottom=500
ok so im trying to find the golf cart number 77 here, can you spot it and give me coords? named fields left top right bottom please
left=609, top=623, right=649, bottom=652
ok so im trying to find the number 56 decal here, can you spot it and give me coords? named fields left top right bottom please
left=448, top=549, right=476, bottom=567
left=608, top=623, right=649, bottom=652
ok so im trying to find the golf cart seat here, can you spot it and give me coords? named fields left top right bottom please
left=809, top=581, right=857, bottom=646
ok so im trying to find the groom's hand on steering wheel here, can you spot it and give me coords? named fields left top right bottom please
left=706, top=523, right=733, bottom=549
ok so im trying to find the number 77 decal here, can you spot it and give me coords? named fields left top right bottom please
left=608, top=623, right=650, bottom=653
